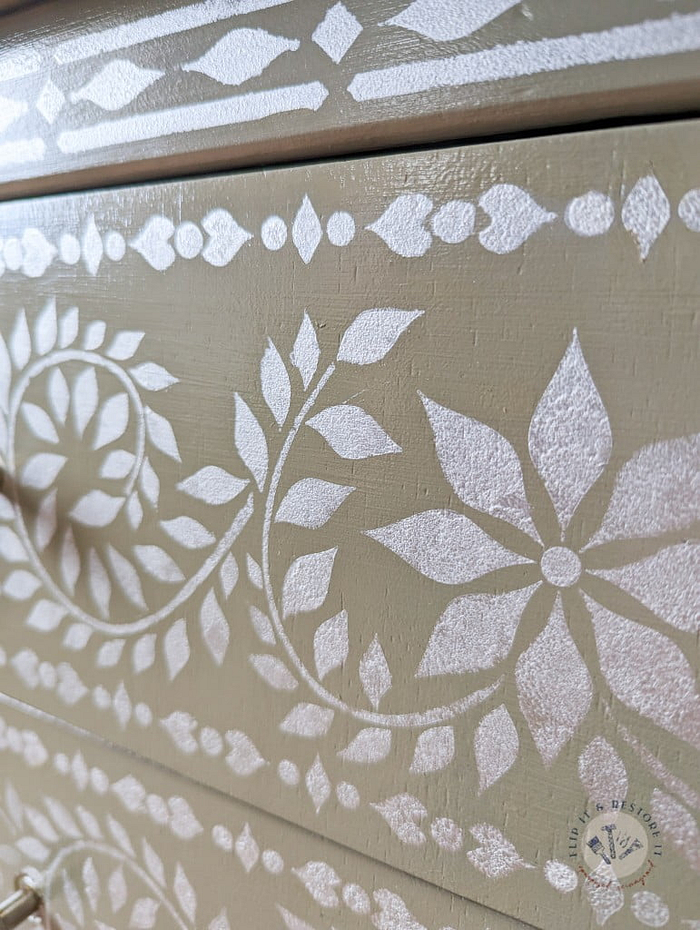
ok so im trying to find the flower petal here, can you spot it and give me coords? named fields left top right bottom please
left=366, top=509, right=529, bottom=585
left=586, top=596, right=700, bottom=749
left=593, top=542, right=699, bottom=632
left=417, top=584, right=538, bottom=676
left=587, top=434, right=700, bottom=545
left=515, top=598, right=592, bottom=765
left=421, top=394, right=539, bottom=539
left=528, top=332, right=611, bottom=529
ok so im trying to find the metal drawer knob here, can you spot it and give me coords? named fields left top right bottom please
left=0, top=875, right=42, bottom=929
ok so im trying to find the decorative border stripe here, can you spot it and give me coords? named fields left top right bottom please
left=348, top=12, right=700, bottom=101
left=52, top=0, right=292, bottom=64
left=56, top=82, right=329, bottom=154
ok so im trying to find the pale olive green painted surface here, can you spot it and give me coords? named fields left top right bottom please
left=0, top=0, right=699, bottom=197
left=0, top=119, right=698, bottom=927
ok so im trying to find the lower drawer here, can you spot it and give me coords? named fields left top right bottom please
left=0, top=699, right=525, bottom=930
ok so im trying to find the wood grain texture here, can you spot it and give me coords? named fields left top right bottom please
left=0, top=0, right=698, bottom=198
left=0, top=119, right=698, bottom=927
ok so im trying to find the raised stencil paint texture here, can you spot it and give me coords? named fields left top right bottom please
left=0, top=122, right=699, bottom=928
left=0, top=0, right=699, bottom=190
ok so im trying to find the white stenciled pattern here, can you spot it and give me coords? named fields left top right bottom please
left=0, top=301, right=256, bottom=696
left=367, top=330, right=700, bottom=780
left=0, top=175, right=689, bottom=280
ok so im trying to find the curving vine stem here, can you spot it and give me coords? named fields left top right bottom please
left=5, top=348, right=253, bottom=637
left=260, top=362, right=501, bottom=729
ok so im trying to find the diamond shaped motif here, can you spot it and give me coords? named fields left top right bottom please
left=292, top=196, right=323, bottom=264
left=35, top=79, right=66, bottom=125
left=312, top=2, right=363, bottom=63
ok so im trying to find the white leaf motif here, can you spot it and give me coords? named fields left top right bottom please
left=60, top=527, right=80, bottom=594
left=360, top=635, right=391, bottom=709
left=421, top=394, right=538, bottom=538
left=10, top=311, right=31, bottom=370
left=34, top=489, right=57, bottom=552
left=173, top=864, right=196, bottom=923
left=47, top=368, right=69, bottom=424
left=129, top=362, right=178, bottom=391
left=201, top=208, right=252, bottom=266
left=3, top=569, right=41, bottom=600
left=106, top=545, right=147, bottom=610
left=129, top=896, right=159, bottom=929
left=0, top=333, right=11, bottom=413
left=87, top=549, right=111, bottom=618
left=58, top=307, right=79, bottom=348
left=72, top=366, right=99, bottom=438
left=139, top=457, right=159, bottom=506
left=20, top=452, right=66, bottom=490
left=33, top=299, right=57, bottom=355
left=199, top=590, right=229, bottom=665
left=371, top=794, right=427, bottom=845
left=277, top=907, right=317, bottom=930
left=410, top=726, right=454, bottom=774
left=145, top=406, right=180, bottom=461
left=339, top=727, right=392, bottom=763
left=588, top=434, right=700, bottom=545
left=275, top=478, right=354, bottom=528
left=234, top=394, right=268, bottom=491
left=160, top=516, right=214, bottom=549
left=307, top=404, right=400, bottom=458
left=529, top=332, right=611, bottom=529
left=164, top=619, right=190, bottom=680
left=587, top=596, right=700, bottom=749
left=313, top=610, right=349, bottom=680
left=249, top=654, right=297, bottom=691
left=338, top=308, right=423, bottom=364
left=372, top=890, right=427, bottom=930
left=225, top=730, right=266, bottom=776
left=183, top=28, right=299, bottom=85
left=142, top=839, right=165, bottom=887
left=475, top=705, right=519, bottom=792
left=367, top=194, right=432, bottom=257
left=290, top=312, right=319, bottom=388
left=584, top=862, right=623, bottom=925
left=280, top=703, right=334, bottom=738
left=106, top=330, right=144, bottom=360
left=282, top=547, right=337, bottom=618
left=0, top=525, right=27, bottom=562
left=622, top=175, right=670, bottom=259
left=72, top=59, right=163, bottom=110
left=92, top=392, right=129, bottom=450
left=70, top=490, right=124, bottom=527
left=515, top=599, right=592, bottom=765
left=578, top=737, right=628, bottom=807
left=100, top=449, right=135, bottom=480
left=21, top=402, right=59, bottom=443
left=418, top=586, right=537, bottom=676
left=177, top=466, right=248, bottom=505
left=467, top=824, right=532, bottom=877
left=133, top=545, right=184, bottom=583
left=367, top=509, right=527, bottom=584
left=479, top=184, right=555, bottom=253
left=261, top=339, right=291, bottom=426
left=220, top=553, right=238, bottom=597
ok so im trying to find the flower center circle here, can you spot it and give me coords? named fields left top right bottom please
left=540, top=547, right=582, bottom=587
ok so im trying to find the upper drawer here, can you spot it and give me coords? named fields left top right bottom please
left=1, top=0, right=700, bottom=197
left=0, top=119, right=699, bottom=928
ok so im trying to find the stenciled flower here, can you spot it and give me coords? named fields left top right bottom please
left=367, top=332, right=700, bottom=766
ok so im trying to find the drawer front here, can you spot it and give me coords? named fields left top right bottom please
left=0, top=0, right=699, bottom=197
left=0, top=119, right=699, bottom=927
left=0, top=699, right=525, bottom=930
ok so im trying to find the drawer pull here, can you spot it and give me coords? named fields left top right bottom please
left=0, top=875, right=42, bottom=929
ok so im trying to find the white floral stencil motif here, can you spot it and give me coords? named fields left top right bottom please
left=369, top=331, right=700, bottom=769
